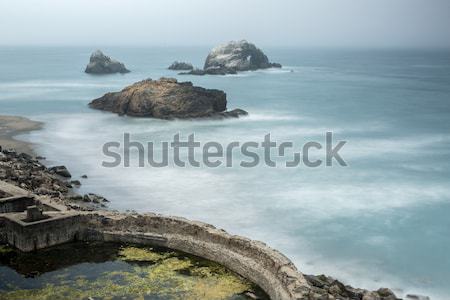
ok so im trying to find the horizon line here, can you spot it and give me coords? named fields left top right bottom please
left=1, top=43, right=450, bottom=51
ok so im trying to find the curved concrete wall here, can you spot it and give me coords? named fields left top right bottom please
left=81, top=212, right=311, bottom=300
left=0, top=203, right=312, bottom=300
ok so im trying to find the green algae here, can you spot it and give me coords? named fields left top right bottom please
left=0, top=243, right=267, bottom=300
left=118, top=246, right=173, bottom=262
left=0, top=245, right=12, bottom=255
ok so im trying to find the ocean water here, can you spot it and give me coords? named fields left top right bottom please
left=1, top=46, right=450, bottom=299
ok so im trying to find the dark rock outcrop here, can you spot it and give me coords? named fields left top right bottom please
left=0, top=148, right=107, bottom=210
left=180, top=67, right=238, bottom=76
left=88, top=77, right=247, bottom=119
left=48, top=165, right=71, bottom=178
left=204, top=40, right=281, bottom=71
left=181, top=40, right=281, bottom=75
left=70, top=180, right=81, bottom=186
left=85, top=50, right=130, bottom=74
left=83, top=193, right=108, bottom=203
left=218, top=109, right=248, bottom=118
left=168, top=61, right=193, bottom=70
left=304, top=274, right=401, bottom=300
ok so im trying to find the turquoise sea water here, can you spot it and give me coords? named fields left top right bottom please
left=1, top=47, right=450, bottom=299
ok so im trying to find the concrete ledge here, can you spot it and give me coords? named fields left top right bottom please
left=82, top=212, right=311, bottom=300
left=0, top=205, right=311, bottom=300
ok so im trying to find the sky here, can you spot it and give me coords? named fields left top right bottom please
left=1, top=0, right=449, bottom=48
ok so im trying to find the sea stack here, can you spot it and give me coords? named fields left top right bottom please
left=168, top=61, right=194, bottom=70
left=88, top=77, right=248, bottom=119
left=181, top=40, right=281, bottom=75
left=85, top=50, right=130, bottom=74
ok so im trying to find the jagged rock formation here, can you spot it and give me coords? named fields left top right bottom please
left=168, top=61, right=193, bottom=70
left=304, top=274, right=400, bottom=300
left=85, top=50, right=130, bottom=74
left=204, top=40, right=281, bottom=71
left=181, top=40, right=281, bottom=75
left=88, top=78, right=248, bottom=119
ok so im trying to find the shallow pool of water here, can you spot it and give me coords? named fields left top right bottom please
left=0, top=242, right=268, bottom=300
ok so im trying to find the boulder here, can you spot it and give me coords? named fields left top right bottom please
left=168, top=61, right=193, bottom=70
left=376, top=288, right=397, bottom=300
left=70, top=180, right=81, bottom=186
left=363, top=291, right=381, bottom=300
left=83, top=193, right=108, bottom=204
left=304, top=274, right=400, bottom=300
left=89, top=77, right=247, bottom=119
left=85, top=50, right=130, bottom=74
left=48, top=165, right=71, bottom=178
left=203, top=40, right=281, bottom=74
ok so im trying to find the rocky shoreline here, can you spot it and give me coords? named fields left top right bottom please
left=0, top=116, right=429, bottom=300
left=0, top=146, right=108, bottom=211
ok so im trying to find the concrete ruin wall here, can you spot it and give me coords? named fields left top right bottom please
left=81, top=212, right=311, bottom=300
left=1, top=213, right=83, bottom=251
left=0, top=196, right=35, bottom=213
left=0, top=206, right=311, bottom=300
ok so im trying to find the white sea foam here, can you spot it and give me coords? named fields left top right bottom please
left=343, top=134, right=450, bottom=159
left=22, top=102, right=450, bottom=300
left=223, top=67, right=296, bottom=77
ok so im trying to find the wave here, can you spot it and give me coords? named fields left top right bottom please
left=223, top=67, right=297, bottom=77
left=242, top=111, right=304, bottom=121
left=24, top=108, right=450, bottom=300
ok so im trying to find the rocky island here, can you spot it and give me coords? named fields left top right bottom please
left=179, top=40, right=281, bottom=75
left=85, top=50, right=130, bottom=74
left=168, top=61, right=194, bottom=70
left=88, top=77, right=248, bottom=119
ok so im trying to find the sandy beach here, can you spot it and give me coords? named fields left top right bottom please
left=0, top=115, right=42, bottom=156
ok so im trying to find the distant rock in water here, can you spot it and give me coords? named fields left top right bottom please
left=168, top=61, right=193, bottom=70
left=85, top=50, right=130, bottom=74
left=181, top=40, right=281, bottom=75
left=88, top=78, right=248, bottom=119
left=179, top=67, right=238, bottom=76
